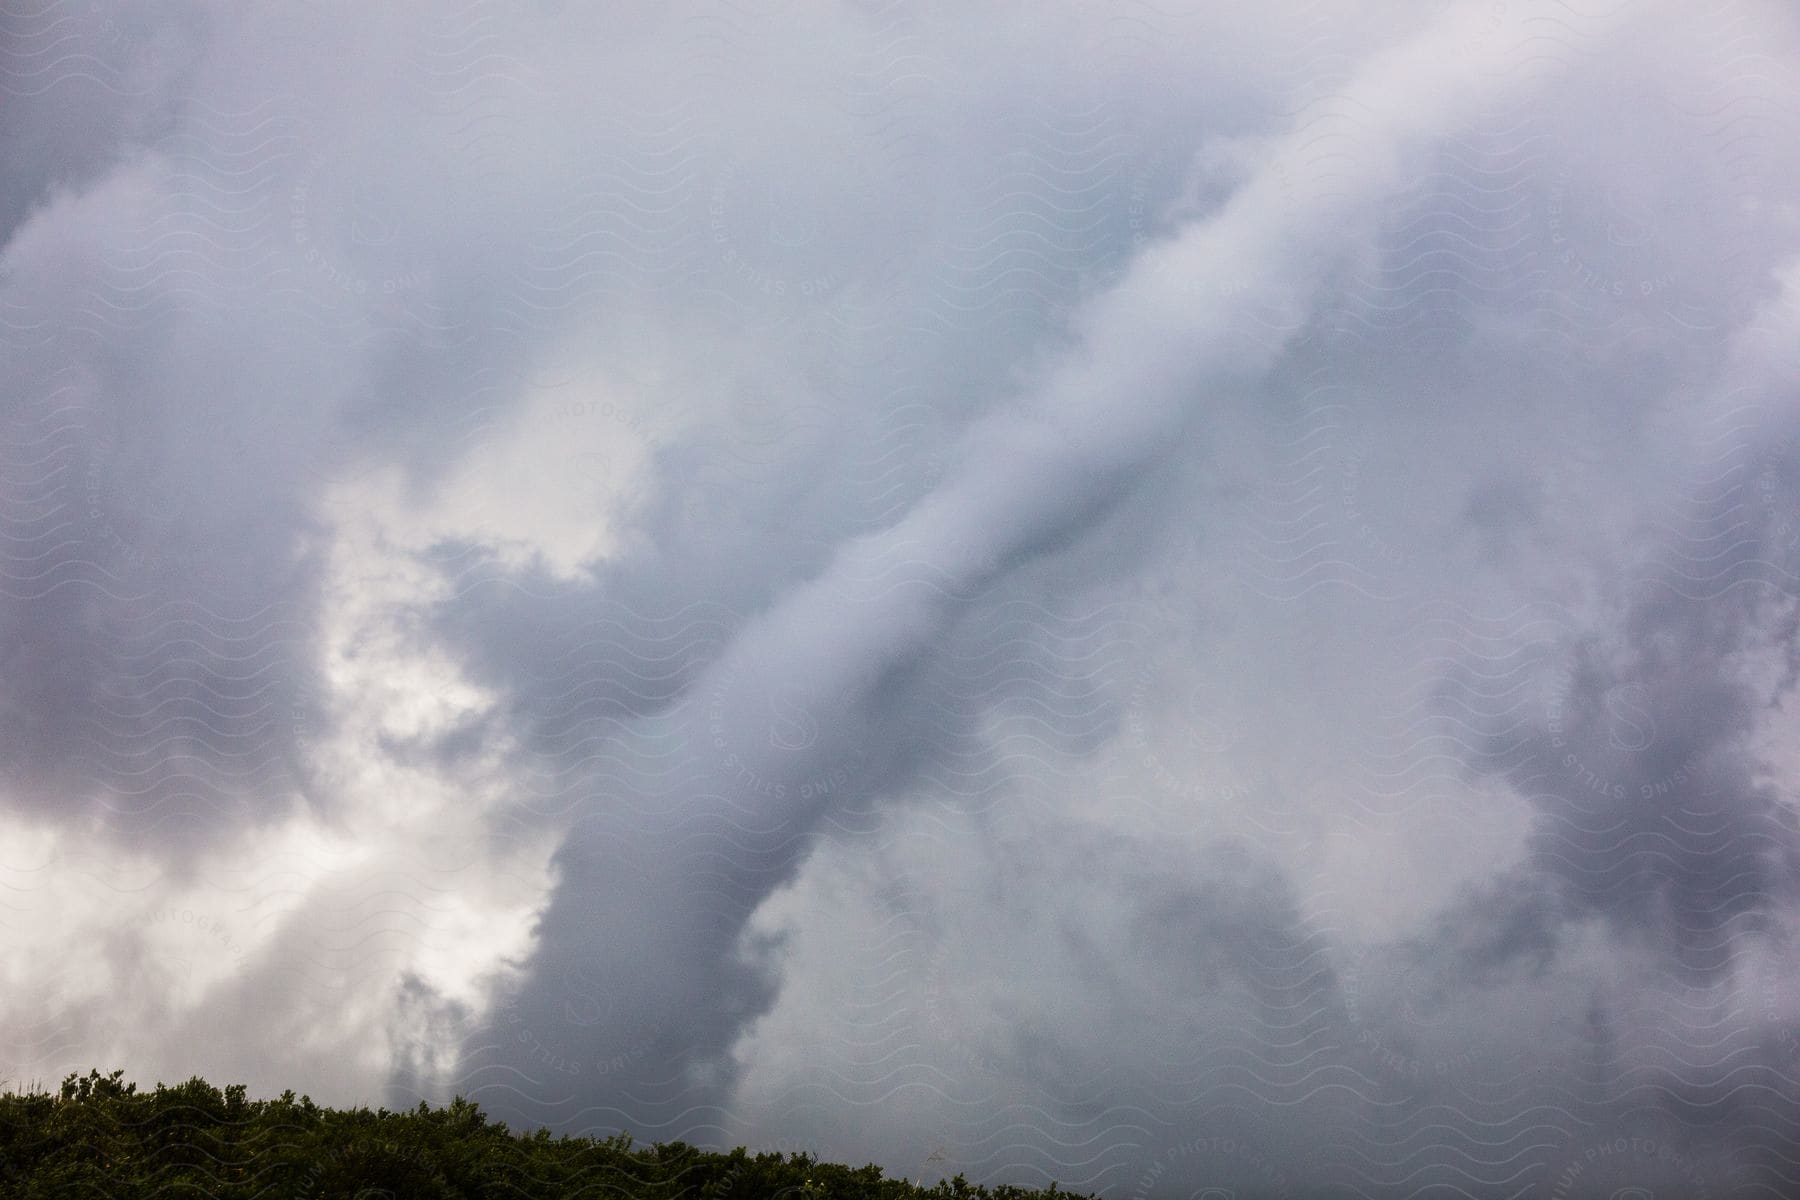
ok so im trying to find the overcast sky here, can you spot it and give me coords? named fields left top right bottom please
left=5, top=0, right=1800, bottom=1195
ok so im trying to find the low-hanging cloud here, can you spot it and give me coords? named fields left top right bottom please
left=5, top=1, right=1800, bottom=1196
left=443, top=0, right=1642, bottom=1139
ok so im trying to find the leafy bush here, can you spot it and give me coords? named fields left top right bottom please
left=0, top=1071, right=1094, bottom=1200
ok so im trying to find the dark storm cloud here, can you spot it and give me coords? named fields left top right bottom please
left=1455, top=591, right=1792, bottom=972
left=7, top=1, right=1800, bottom=1197
left=0, top=3, right=201, bottom=244
left=1439, top=267, right=1800, bottom=972
left=0, top=164, right=337, bottom=848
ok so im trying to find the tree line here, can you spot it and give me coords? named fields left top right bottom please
left=0, top=1069, right=1095, bottom=1199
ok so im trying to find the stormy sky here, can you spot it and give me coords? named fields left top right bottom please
left=4, top=0, right=1800, bottom=1194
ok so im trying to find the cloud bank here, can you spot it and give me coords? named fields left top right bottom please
left=4, top=0, right=1800, bottom=1194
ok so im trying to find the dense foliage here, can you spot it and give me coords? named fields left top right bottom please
left=0, top=1070, right=1092, bottom=1200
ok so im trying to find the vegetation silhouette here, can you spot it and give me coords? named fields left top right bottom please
left=0, top=1069, right=1094, bottom=1199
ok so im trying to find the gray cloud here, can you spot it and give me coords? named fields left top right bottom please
left=5, top=1, right=1800, bottom=1197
